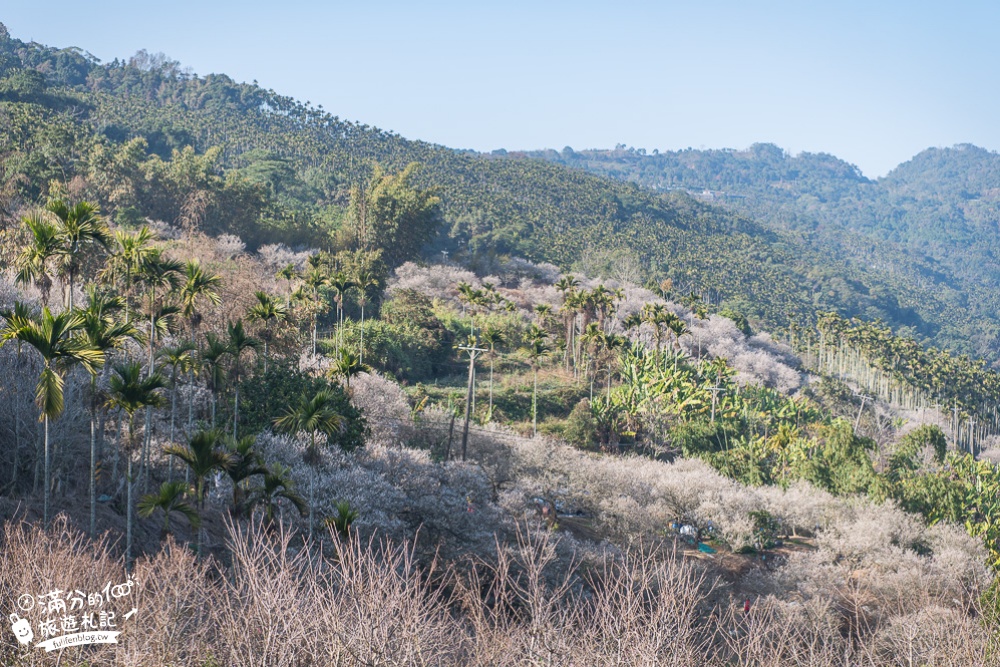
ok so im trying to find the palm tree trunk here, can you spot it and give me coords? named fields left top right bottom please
left=187, top=327, right=196, bottom=437
left=11, top=382, right=20, bottom=492
left=43, top=414, right=50, bottom=525
left=489, top=353, right=495, bottom=420
left=312, top=315, right=317, bottom=356
left=233, top=360, right=240, bottom=438
left=90, top=384, right=98, bottom=538
left=564, top=317, right=572, bottom=370
left=196, top=490, right=203, bottom=557
left=142, top=406, right=152, bottom=494
left=124, top=268, right=131, bottom=324
left=112, top=411, right=122, bottom=483
left=168, top=376, right=177, bottom=482
left=308, top=433, right=316, bottom=542
left=33, top=426, right=41, bottom=495
left=263, top=339, right=269, bottom=375
left=360, top=302, right=366, bottom=364
left=309, top=470, right=315, bottom=543
left=142, top=305, right=155, bottom=493
left=533, top=367, right=538, bottom=437
left=126, top=421, right=134, bottom=568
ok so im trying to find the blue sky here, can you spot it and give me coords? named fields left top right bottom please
left=3, top=0, right=998, bottom=177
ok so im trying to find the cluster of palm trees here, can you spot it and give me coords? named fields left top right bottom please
left=452, top=275, right=705, bottom=441
left=623, top=303, right=689, bottom=356
left=455, top=276, right=637, bottom=435
left=553, top=278, right=625, bottom=377
left=280, top=250, right=379, bottom=361
left=457, top=280, right=517, bottom=323
left=806, top=312, right=1000, bottom=454
left=0, top=200, right=339, bottom=562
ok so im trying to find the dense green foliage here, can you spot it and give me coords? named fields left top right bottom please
left=527, top=143, right=1000, bottom=361
left=234, top=361, right=365, bottom=449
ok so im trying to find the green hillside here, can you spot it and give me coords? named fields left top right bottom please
left=523, top=143, right=1000, bottom=360
left=0, top=24, right=975, bottom=339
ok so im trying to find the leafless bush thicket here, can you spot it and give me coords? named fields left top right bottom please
left=1, top=518, right=996, bottom=666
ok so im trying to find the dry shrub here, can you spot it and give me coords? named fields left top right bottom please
left=216, top=520, right=315, bottom=667
left=305, top=534, right=460, bottom=666
left=867, top=605, right=991, bottom=666
left=456, top=529, right=712, bottom=667
left=0, top=516, right=997, bottom=666
left=576, top=546, right=708, bottom=666
left=0, top=517, right=122, bottom=666
left=457, top=528, right=579, bottom=666
left=713, top=597, right=847, bottom=667
left=118, top=538, right=216, bottom=666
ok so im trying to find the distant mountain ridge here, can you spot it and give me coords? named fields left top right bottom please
left=520, top=142, right=1000, bottom=361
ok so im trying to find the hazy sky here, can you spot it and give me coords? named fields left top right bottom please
left=3, top=1, right=997, bottom=177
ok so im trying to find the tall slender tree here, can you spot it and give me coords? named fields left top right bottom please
left=179, top=260, right=221, bottom=436
left=157, top=341, right=196, bottom=480
left=521, top=326, right=551, bottom=437
left=101, top=226, right=155, bottom=324
left=247, top=291, right=287, bottom=373
left=136, top=250, right=183, bottom=488
left=0, top=304, right=103, bottom=525
left=106, top=361, right=167, bottom=565
left=80, top=287, right=139, bottom=538
left=303, top=262, right=328, bottom=356
left=480, top=325, right=505, bottom=420
left=14, top=213, right=61, bottom=307
left=164, top=429, right=232, bottom=555
left=352, top=265, right=379, bottom=364
left=326, top=271, right=354, bottom=357
left=273, top=390, right=344, bottom=541
left=227, top=320, right=259, bottom=439
left=201, top=333, right=230, bottom=427
left=179, top=260, right=222, bottom=345
left=48, top=199, right=111, bottom=310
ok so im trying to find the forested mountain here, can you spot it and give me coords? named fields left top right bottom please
left=522, top=142, right=1000, bottom=361
left=0, top=23, right=985, bottom=351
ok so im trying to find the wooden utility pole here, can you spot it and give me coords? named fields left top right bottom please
left=707, top=381, right=726, bottom=424
left=952, top=404, right=961, bottom=449
left=459, top=343, right=487, bottom=461
left=854, top=393, right=874, bottom=431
